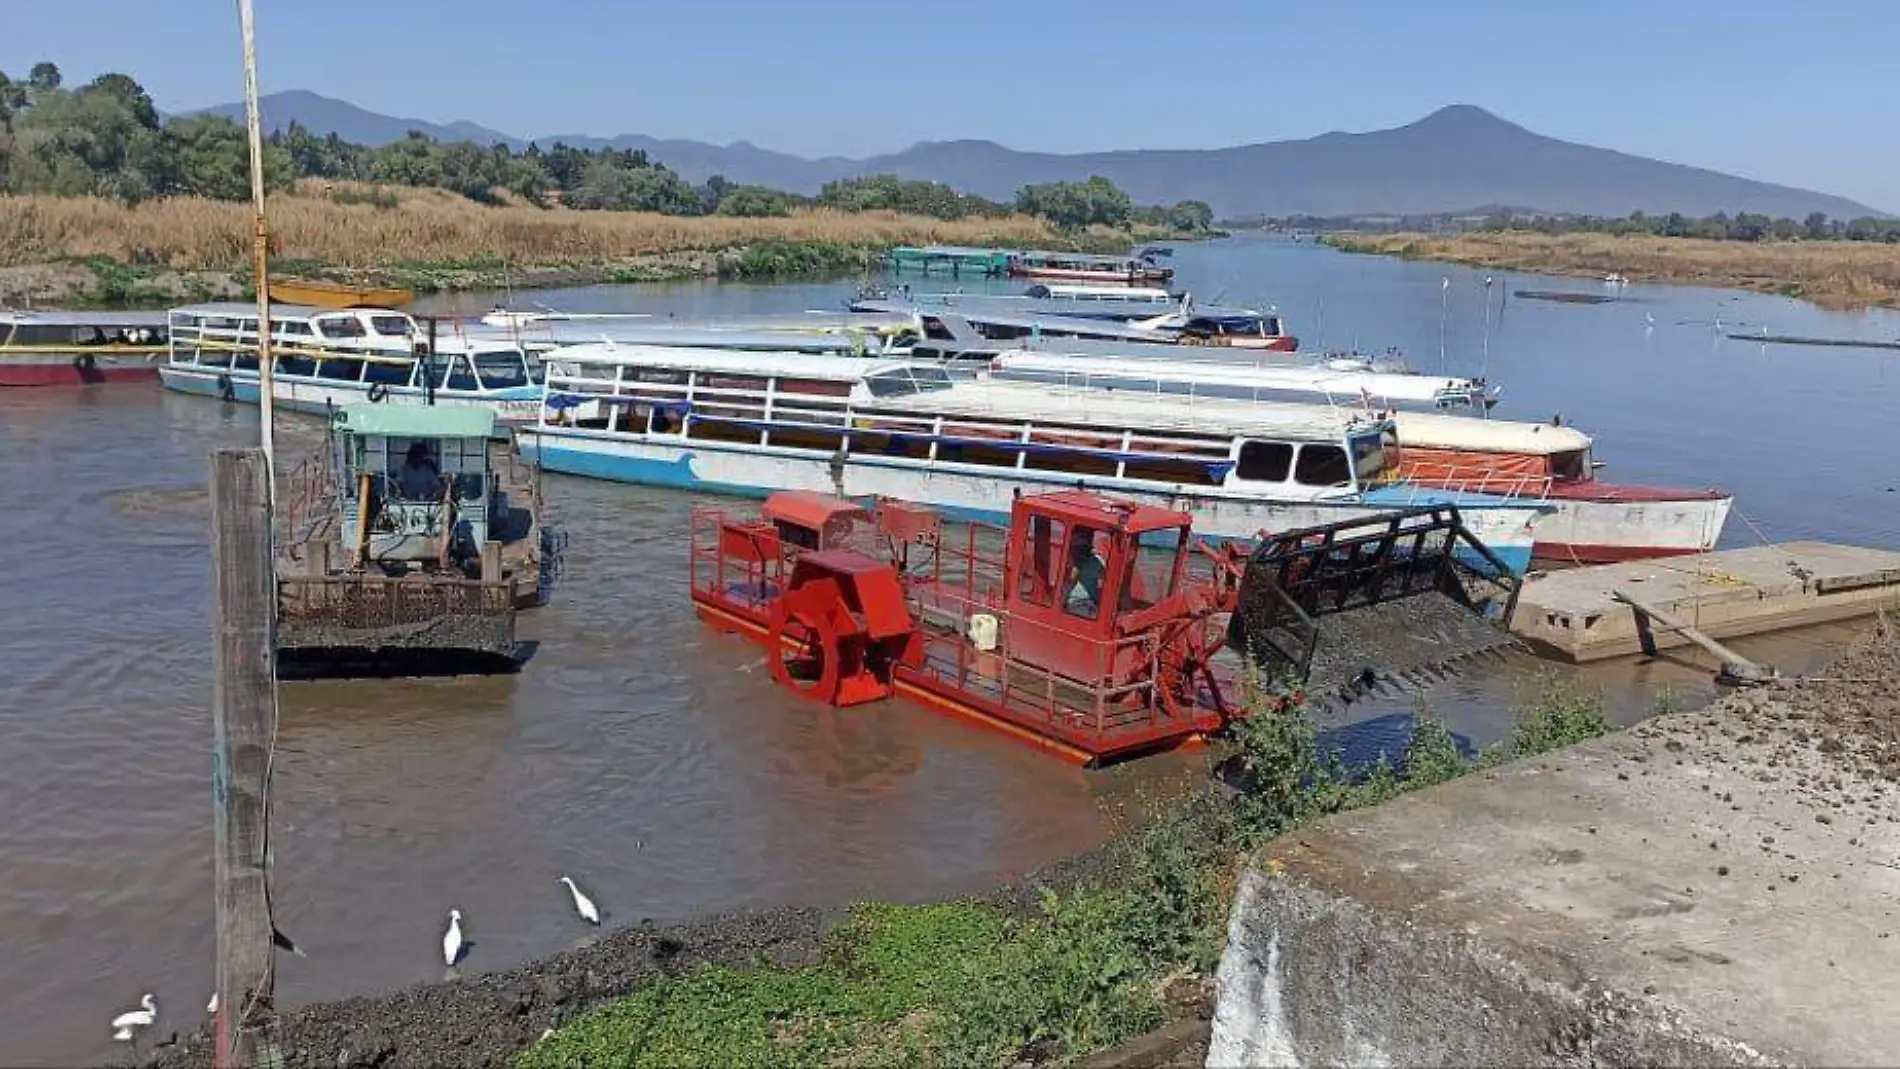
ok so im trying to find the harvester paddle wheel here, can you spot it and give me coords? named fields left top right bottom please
left=765, top=550, right=922, bottom=708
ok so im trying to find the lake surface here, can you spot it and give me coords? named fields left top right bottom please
left=4, top=237, right=1895, bottom=1063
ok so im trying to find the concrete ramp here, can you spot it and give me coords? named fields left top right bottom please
left=1210, top=675, right=1900, bottom=1065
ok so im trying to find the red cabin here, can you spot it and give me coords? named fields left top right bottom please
left=688, top=489, right=1237, bottom=765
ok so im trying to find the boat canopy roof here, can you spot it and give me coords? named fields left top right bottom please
left=1015, top=249, right=1148, bottom=266
left=545, top=342, right=910, bottom=381
left=1391, top=411, right=1593, bottom=455
left=334, top=404, right=496, bottom=440
left=0, top=309, right=169, bottom=327
left=899, top=381, right=1388, bottom=441
left=171, top=301, right=407, bottom=321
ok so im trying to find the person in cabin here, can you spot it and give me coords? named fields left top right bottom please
left=1064, top=527, right=1106, bottom=615
left=397, top=441, right=442, bottom=500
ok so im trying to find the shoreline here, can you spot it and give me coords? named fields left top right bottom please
left=1324, top=231, right=1900, bottom=309
left=133, top=619, right=1900, bottom=1068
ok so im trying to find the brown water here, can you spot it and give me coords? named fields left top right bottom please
left=8, top=238, right=1897, bottom=1062
left=0, top=386, right=1208, bottom=1064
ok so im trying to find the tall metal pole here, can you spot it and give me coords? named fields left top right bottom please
left=238, top=0, right=276, bottom=489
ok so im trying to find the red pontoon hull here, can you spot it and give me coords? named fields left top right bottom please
left=0, top=360, right=160, bottom=387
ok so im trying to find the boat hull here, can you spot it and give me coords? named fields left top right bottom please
left=159, top=365, right=541, bottom=431
left=517, top=428, right=1540, bottom=574
left=0, top=356, right=159, bottom=387
left=1531, top=486, right=1733, bottom=563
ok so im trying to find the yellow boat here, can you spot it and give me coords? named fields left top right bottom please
left=271, top=278, right=415, bottom=309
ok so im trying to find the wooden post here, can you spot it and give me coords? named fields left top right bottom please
left=210, top=448, right=278, bottom=1068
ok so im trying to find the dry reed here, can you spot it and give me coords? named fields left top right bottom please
left=1332, top=231, right=1900, bottom=309
left=0, top=185, right=1064, bottom=272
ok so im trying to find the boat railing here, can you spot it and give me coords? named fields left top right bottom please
left=1386, top=461, right=1554, bottom=501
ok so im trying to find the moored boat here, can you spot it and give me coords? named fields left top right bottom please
left=518, top=345, right=1547, bottom=573
left=1008, top=250, right=1172, bottom=284
left=0, top=310, right=169, bottom=387
left=1387, top=411, right=1732, bottom=562
left=160, top=303, right=542, bottom=429
left=987, top=349, right=1498, bottom=412
left=272, top=277, right=415, bottom=309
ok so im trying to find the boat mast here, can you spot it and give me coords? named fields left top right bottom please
left=238, top=0, right=276, bottom=487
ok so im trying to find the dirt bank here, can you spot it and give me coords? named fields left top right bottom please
left=1327, top=231, right=1900, bottom=309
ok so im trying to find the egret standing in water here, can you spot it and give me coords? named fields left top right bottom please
left=443, top=909, right=466, bottom=967
left=111, top=994, right=157, bottom=1041
left=558, top=876, right=601, bottom=925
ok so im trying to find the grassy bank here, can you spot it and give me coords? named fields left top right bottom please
left=0, top=183, right=1142, bottom=306
left=519, top=684, right=1617, bottom=1069
left=1326, top=230, right=1900, bottom=308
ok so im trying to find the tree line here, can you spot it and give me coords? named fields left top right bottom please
left=0, top=61, right=1219, bottom=235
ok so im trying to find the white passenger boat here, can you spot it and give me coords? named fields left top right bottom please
left=987, top=349, right=1498, bottom=411
left=160, top=303, right=543, bottom=428
left=516, top=345, right=1546, bottom=572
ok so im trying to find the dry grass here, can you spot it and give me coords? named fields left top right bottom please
left=0, top=183, right=1065, bottom=272
left=1330, top=231, right=1900, bottom=308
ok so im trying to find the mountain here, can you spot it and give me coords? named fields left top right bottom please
left=189, top=93, right=1883, bottom=220
left=190, top=89, right=517, bottom=148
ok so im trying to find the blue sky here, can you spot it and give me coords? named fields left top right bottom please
left=5, top=0, right=1895, bottom=211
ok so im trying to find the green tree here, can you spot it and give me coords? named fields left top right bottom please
left=1803, top=212, right=1830, bottom=240
left=368, top=131, right=445, bottom=187
left=166, top=114, right=291, bottom=200
left=1167, top=199, right=1213, bottom=232
left=714, top=184, right=798, bottom=217
left=28, top=61, right=61, bottom=93
left=1015, top=176, right=1132, bottom=230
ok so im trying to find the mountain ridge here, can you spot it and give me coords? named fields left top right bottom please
left=186, top=92, right=1884, bottom=220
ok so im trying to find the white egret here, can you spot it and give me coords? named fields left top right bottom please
left=558, top=876, right=601, bottom=925
left=207, top=992, right=219, bottom=1015
left=443, top=909, right=465, bottom=967
left=111, top=994, right=156, bottom=1041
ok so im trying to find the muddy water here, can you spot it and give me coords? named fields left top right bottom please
left=5, top=242, right=1896, bottom=1063
left=0, top=387, right=1202, bottom=1064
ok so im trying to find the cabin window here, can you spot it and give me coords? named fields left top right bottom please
left=317, top=357, right=365, bottom=382
left=276, top=354, right=316, bottom=377
left=1551, top=449, right=1589, bottom=481
left=474, top=352, right=530, bottom=389
left=370, top=316, right=412, bottom=337
left=446, top=357, right=479, bottom=391
left=1237, top=441, right=1293, bottom=482
left=273, top=320, right=312, bottom=336
left=364, top=359, right=411, bottom=386
left=1024, top=443, right=1118, bottom=477
left=1294, top=444, right=1353, bottom=488
left=632, top=367, right=689, bottom=386
left=1350, top=434, right=1386, bottom=482
left=778, top=376, right=852, bottom=397
left=1121, top=455, right=1221, bottom=486
left=1017, top=516, right=1107, bottom=613
left=1128, top=529, right=1183, bottom=610
left=316, top=317, right=367, bottom=339
left=697, top=373, right=768, bottom=392
left=232, top=352, right=260, bottom=372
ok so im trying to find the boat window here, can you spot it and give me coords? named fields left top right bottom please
left=777, top=376, right=852, bottom=397
left=1129, top=529, right=1183, bottom=610
left=1294, top=444, right=1353, bottom=488
left=1017, top=515, right=1066, bottom=608
left=317, top=357, right=365, bottom=382
left=1350, top=433, right=1386, bottom=482
left=316, top=316, right=367, bottom=339
left=1061, top=526, right=1109, bottom=620
left=370, top=316, right=412, bottom=337
left=364, top=359, right=412, bottom=386
left=698, top=373, right=767, bottom=392
left=1237, top=440, right=1293, bottom=482
left=866, top=370, right=922, bottom=398
left=632, top=367, right=689, bottom=386
left=473, top=352, right=530, bottom=389
left=1551, top=449, right=1590, bottom=482
left=1264, top=316, right=1283, bottom=336
left=276, top=353, right=317, bottom=377
left=446, top=356, right=479, bottom=391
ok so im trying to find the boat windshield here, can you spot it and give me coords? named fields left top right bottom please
left=865, top=367, right=956, bottom=398
left=370, top=315, right=413, bottom=337
left=315, top=316, right=367, bottom=339
left=473, top=351, right=531, bottom=389
left=1349, top=431, right=1386, bottom=483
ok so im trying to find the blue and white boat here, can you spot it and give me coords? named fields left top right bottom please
left=161, top=303, right=543, bottom=428
left=516, top=344, right=1547, bottom=572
